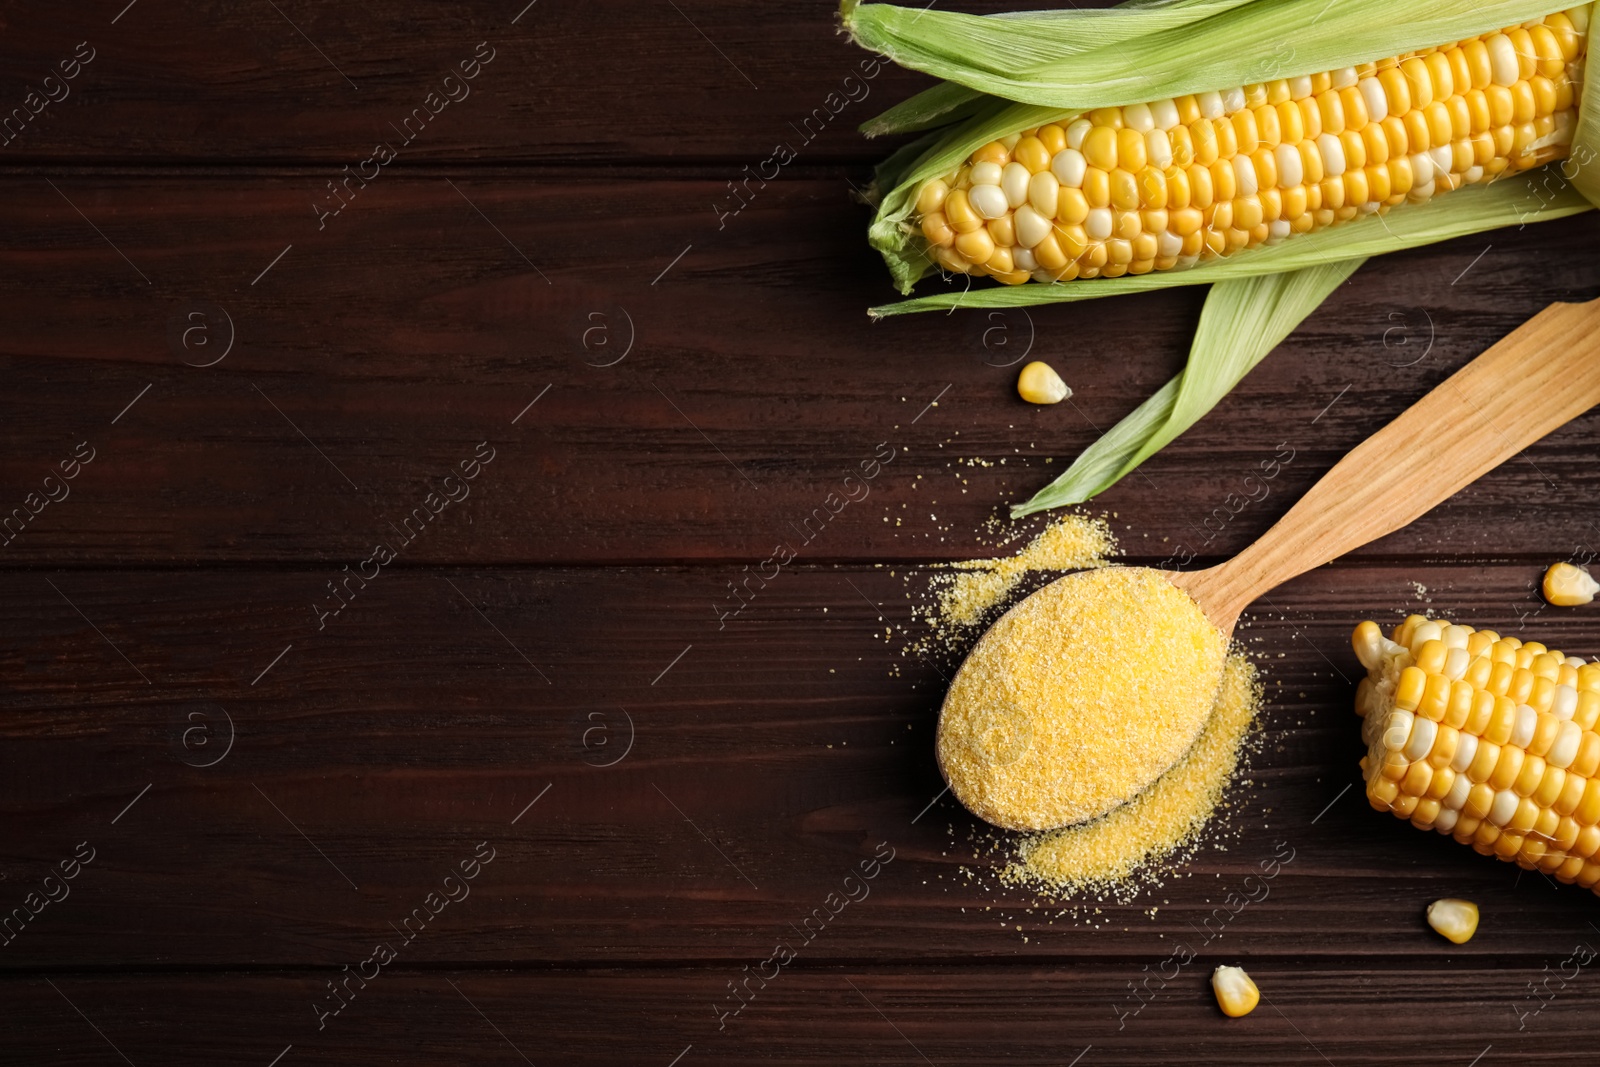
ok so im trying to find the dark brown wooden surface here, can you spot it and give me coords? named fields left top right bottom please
left=5, top=1, right=1600, bottom=1064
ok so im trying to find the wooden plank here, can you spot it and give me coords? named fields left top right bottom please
left=0, top=0, right=955, bottom=164
left=1, top=562, right=1596, bottom=969
left=3, top=962, right=1595, bottom=1065
left=0, top=176, right=1597, bottom=564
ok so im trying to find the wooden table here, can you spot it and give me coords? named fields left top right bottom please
left=4, top=2, right=1600, bottom=1063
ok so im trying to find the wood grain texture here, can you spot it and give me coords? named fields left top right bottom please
left=8, top=0, right=1600, bottom=1060
left=0, top=177, right=1597, bottom=565
left=4, top=963, right=1597, bottom=1066
left=0, top=563, right=1596, bottom=973
left=0, top=0, right=945, bottom=165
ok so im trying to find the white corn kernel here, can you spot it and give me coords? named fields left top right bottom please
left=1553, top=684, right=1579, bottom=720
left=1014, top=205, right=1053, bottom=249
left=1066, top=119, right=1092, bottom=149
left=1017, top=361, right=1071, bottom=405
left=1410, top=151, right=1435, bottom=185
left=1085, top=207, right=1113, bottom=240
left=1001, top=162, right=1031, bottom=207
left=969, top=183, right=1008, bottom=220
left=1488, top=33, right=1521, bottom=86
left=1289, top=75, right=1313, bottom=100
left=1384, top=709, right=1415, bottom=751
left=1359, top=76, right=1389, bottom=121
left=1051, top=148, right=1087, bottom=188
left=970, top=161, right=1002, bottom=187
left=1331, top=66, right=1359, bottom=89
left=1411, top=620, right=1443, bottom=650
left=1221, top=86, right=1247, bottom=113
left=1511, top=704, right=1538, bottom=748
left=1212, top=965, right=1260, bottom=1017
left=1199, top=90, right=1225, bottom=119
left=1318, top=132, right=1347, bottom=176
left=1450, top=731, right=1478, bottom=774
left=1405, top=716, right=1438, bottom=762
left=1146, top=128, right=1173, bottom=168
left=1489, top=788, right=1519, bottom=826
left=1150, top=98, right=1180, bottom=130
left=1275, top=142, right=1304, bottom=186
left=1548, top=719, right=1582, bottom=769
left=1233, top=154, right=1259, bottom=196
left=1124, top=102, right=1155, bottom=132
left=1427, top=898, right=1480, bottom=944
left=1012, top=247, right=1038, bottom=273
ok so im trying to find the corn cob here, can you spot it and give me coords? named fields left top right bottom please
left=914, top=9, right=1589, bottom=285
left=1353, top=614, right=1600, bottom=892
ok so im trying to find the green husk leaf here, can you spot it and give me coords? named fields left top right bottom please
left=844, top=0, right=1575, bottom=111
left=871, top=171, right=1593, bottom=317
left=1010, top=259, right=1363, bottom=516
left=1566, top=10, right=1600, bottom=207
left=854, top=0, right=1258, bottom=137
left=860, top=80, right=993, bottom=138
left=853, top=0, right=1583, bottom=293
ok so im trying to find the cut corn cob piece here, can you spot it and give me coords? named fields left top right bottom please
left=1354, top=613, right=1600, bottom=893
left=1544, top=561, right=1600, bottom=606
left=913, top=10, right=1589, bottom=285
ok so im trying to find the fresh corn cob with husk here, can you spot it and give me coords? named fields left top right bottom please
left=915, top=12, right=1587, bottom=285
left=1353, top=614, right=1600, bottom=891
left=846, top=0, right=1600, bottom=513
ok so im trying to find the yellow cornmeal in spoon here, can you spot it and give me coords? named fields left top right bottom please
left=1003, top=652, right=1263, bottom=894
left=937, top=566, right=1227, bottom=831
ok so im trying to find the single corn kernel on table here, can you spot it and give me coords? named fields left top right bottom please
left=3, top=2, right=1600, bottom=1065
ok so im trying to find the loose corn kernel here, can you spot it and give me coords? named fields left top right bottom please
left=1211, top=965, right=1260, bottom=1017
left=1017, top=361, right=1071, bottom=405
left=1426, top=898, right=1480, bottom=944
left=1543, top=562, right=1600, bottom=607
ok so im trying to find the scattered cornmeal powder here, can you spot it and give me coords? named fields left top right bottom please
left=1001, top=652, right=1263, bottom=895
left=936, top=566, right=1227, bottom=831
left=937, top=514, right=1115, bottom=628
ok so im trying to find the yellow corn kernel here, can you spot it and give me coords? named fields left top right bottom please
left=1212, top=965, right=1259, bottom=1017
left=1544, top=562, right=1599, bottom=606
left=1426, top=898, right=1479, bottom=944
left=1016, top=361, right=1071, bottom=405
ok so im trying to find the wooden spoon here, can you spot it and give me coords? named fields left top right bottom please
left=940, top=298, right=1600, bottom=831
left=1167, top=297, right=1600, bottom=635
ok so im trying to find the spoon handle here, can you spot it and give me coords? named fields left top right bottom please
left=1197, top=297, right=1600, bottom=630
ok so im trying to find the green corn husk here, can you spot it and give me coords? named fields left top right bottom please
left=846, top=0, right=1600, bottom=509
left=1010, top=259, right=1363, bottom=516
